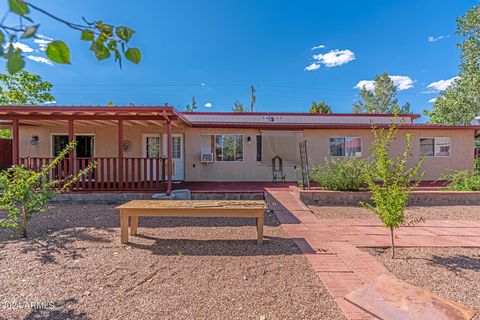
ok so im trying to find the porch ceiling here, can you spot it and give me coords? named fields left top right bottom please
left=0, top=106, right=190, bottom=127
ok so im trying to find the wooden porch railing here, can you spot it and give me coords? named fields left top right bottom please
left=18, top=157, right=166, bottom=192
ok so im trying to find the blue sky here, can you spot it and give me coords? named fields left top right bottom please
left=2, top=0, right=476, bottom=120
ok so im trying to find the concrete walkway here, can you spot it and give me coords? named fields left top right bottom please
left=265, top=188, right=480, bottom=320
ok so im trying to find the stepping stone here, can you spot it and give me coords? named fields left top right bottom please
left=345, top=274, right=476, bottom=320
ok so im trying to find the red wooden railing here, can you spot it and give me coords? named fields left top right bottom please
left=18, top=157, right=166, bottom=192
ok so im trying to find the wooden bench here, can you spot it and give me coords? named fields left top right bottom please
left=116, top=200, right=266, bottom=244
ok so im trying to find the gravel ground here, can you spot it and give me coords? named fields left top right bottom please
left=364, top=247, right=480, bottom=319
left=309, top=205, right=480, bottom=221
left=0, top=204, right=345, bottom=320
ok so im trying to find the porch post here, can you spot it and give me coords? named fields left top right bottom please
left=68, top=119, right=74, bottom=177
left=118, top=119, right=124, bottom=192
left=12, top=119, right=19, bottom=165
left=167, top=119, right=172, bottom=194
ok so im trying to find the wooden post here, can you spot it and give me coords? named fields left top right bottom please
left=12, top=119, right=19, bottom=165
left=167, top=120, right=172, bottom=194
left=118, top=119, right=124, bottom=191
left=68, top=119, right=74, bottom=180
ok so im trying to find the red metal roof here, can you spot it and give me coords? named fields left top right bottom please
left=0, top=106, right=478, bottom=131
left=181, top=111, right=421, bottom=120
left=189, top=122, right=480, bottom=130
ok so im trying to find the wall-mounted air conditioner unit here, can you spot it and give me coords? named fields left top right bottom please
left=200, top=153, right=214, bottom=163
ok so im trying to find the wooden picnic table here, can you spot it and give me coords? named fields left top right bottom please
left=116, top=200, right=266, bottom=244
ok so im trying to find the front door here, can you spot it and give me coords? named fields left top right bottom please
left=162, top=134, right=184, bottom=181
left=143, top=134, right=161, bottom=181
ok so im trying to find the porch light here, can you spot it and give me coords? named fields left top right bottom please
left=30, top=135, right=39, bottom=145
left=247, top=136, right=251, bottom=144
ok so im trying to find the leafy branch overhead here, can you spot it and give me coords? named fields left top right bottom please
left=1, top=0, right=141, bottom=74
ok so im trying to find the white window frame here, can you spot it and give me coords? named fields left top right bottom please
left=329, top=136, right=363, bottom=157
left=420, top=137, right=452, bottom=158
left=214, top=134, right=244, bottom=162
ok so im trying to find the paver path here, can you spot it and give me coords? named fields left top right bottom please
left=265, top=188, right=480, bottom=320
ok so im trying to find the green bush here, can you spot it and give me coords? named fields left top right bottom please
left=310, top=157, right=371, bottom=191
left=442, top=158, right=480, bottom=191
left=443, top=170, right=480, bottom=191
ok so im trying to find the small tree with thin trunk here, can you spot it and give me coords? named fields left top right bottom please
left=0, top=142, right=94, bottom=237
left=361, top=122, right=424, bottom=258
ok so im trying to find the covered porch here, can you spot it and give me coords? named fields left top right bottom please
left=0, top=106, right=190, bottom=194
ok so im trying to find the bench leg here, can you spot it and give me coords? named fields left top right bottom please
left=120, top=213, right=129, bottom=244
left=256, top=216, right=264, bottom=244
left=130, top=216, right=138, bottom=236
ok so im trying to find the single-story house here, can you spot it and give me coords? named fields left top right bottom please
left=0, top=106, right=478, bottom=193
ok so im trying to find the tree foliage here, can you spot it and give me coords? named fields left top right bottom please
left=232, top=100, right=246, bottom=112
left=185, top=96, right=197, bottom=112
left=0, top=70, right=55, bottom=138
left=0, top=70, right=54, bottom=105
left=353, top=72, right=410, bottom=114
left=0, top=0, right=141, bottom=74
left=424, top=4, right=480, bottom=125
left=309, top=100, right=332, bottom=113
left=0, top=141, right=94, bottom=237
left=361, top=122, right=424, bottom=258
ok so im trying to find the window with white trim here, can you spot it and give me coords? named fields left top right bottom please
left=329, top=137, right=362, bottom=157
left=420, top=137, right=451, bottom=157
left=215, top=134, right=243, bottom=161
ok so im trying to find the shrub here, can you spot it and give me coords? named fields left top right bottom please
left=361, top=122, right=424, bottom=259
left=442, top=165, right=480, bottom=191
left=310, top=157, right=371, bottom=191
left=0, top=142, right=94, bottom=237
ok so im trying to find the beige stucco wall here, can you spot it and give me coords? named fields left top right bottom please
left=18, top=123, right=475, bottom=181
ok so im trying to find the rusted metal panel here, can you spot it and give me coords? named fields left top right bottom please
left=345, top=274, right=476, bottom=320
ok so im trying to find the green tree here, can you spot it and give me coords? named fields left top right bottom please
left=232, top=100, right=246, bottom=112
left=310, top=100, right=332, bottom=113
left=185, top=96, right=197, bottom=112
left=0, top=141, right=94, bottom=237
left=353, top=72, right=410, bottom=114
left=424, top=4, right=480, bottom=125
left=0, top=0, right=141, bottom=74
left=361, top=122, right=424, bottom=258
left=0, top=70, right=55, bottom=138
left=0, top=70, right=54, bottom=105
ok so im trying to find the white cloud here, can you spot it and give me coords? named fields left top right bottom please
left=26, top=55, right=53, bottom=66
left=389, top=75, right=415, bottom=91
left=427, top=34, right=450, bottom=42
left=34, top=39, right=51, bottom=51
left=304, top=63, right=320, bottom=71
left=354, top=80, right=376, bottom=91
left=428, top=98, right=437, bottom=103
left=3, top=42, right=34, bottom=53
left=201, top=83, right=206, bottom=86
left=354, top=75, right=415, bottom=91
left=311, top=44, right=325, bottom=51
left=311, top=49, right=356, bottom=68
left=204, top=102, right=212, bottom=108
left=42, top=101, right=57, bottom=105
left=427, top=76, right=459, bottom=91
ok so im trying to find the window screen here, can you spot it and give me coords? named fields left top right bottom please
left=329, top=137, right=362, bottom=157
left=420, top=137, right=451, bottom=157
left=256, top=135, right=262, bottom=162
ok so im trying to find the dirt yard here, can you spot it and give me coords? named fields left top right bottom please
left=0, top=204, right=345, bottom=320
left=309, top=205, right=480, bottom=221
left=365, top=247, right=480, bottom=319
